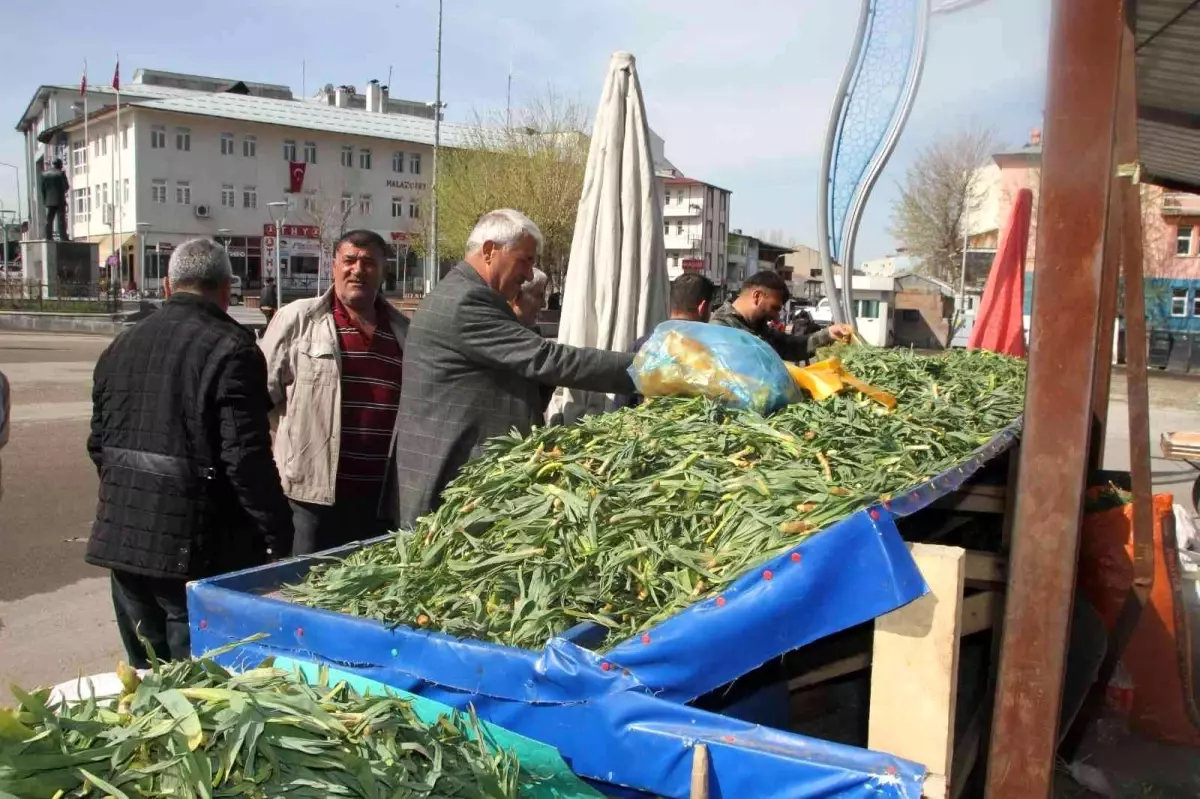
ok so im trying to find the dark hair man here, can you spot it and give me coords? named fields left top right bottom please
left=260, top=229, right=410, bottom=554
left=86, top=238, right=293, bottom=666
left=39, top=158, right=70, bottom=241
left=711, top=271, right=851, bottom=361
left=615, top=273, right=716, bottom=409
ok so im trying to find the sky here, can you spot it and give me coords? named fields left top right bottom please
left=0, top=0, right=1050, bottom=262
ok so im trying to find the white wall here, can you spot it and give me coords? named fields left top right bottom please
left=65, top=107, right=433, bottom=249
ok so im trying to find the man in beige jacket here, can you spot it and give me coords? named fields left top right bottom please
left=260, top=230, right=409, bottom=554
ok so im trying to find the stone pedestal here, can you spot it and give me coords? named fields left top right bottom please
left=19, top=240, right=100, bottom=296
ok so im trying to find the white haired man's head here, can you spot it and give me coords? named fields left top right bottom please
left=463, top=209, right=544, bottom=301
left=166, top=237, right=233, bottom=309
left=512, top=267, right=549, bottom=327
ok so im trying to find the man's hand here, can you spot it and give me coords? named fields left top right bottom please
left=827, top=323, right=854, bottom=343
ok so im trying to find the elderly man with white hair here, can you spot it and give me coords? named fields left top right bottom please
left=387, top=209, right=636, bottom=528
left=86, top=237, right=293, bottom=666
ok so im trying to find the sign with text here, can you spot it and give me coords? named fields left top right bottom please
left=263, top=223, right=320, bottom=239
left=681, top=258, right=704, bottom=271
left=390, top=232, right=411, bottom=242
left=385, top=180, right=428, bottom=191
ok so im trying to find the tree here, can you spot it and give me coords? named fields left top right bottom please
left=413, top=91, right=590, bottom=289
left=295, top=187, right=354, bottom=277
left=890, top=126, right=997, bottom=285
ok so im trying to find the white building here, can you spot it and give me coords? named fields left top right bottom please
left=661, top=176, right=731, bottom=285
left=16, top=69, right=451, bottom=295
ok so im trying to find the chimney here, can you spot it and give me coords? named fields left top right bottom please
left=379, top=84, right=390, bottom=113
left=335, top=85, right=353, bottom=108
left=366, top=79, right=382, bottom=113
left=1030, top=127, right=1042, bottom=146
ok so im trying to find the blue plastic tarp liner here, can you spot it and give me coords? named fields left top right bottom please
left=197, top=642, right=924, bottom=799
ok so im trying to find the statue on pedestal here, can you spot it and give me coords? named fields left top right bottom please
left=40, top=159, right=70, bottom=241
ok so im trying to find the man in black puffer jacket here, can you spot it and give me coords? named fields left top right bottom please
left=87, top=238, right=293, bottom=666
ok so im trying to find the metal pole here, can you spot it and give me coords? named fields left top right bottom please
left=958, top=181, right=970, bottom=319
left=0, top=163, right=21, bottom=248
left=429, top=0, right=443, bottom=292
left=984, top=0, right=1124, bottom=794
left=816, top=0, right=869, bottom=326
left=276, top=217, right=285, bottom=311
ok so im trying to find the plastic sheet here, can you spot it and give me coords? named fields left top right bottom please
left=629, top=321, right=800, bottom=413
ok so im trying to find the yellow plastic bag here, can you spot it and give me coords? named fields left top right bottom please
left=787, top=357, right=897, bottom=410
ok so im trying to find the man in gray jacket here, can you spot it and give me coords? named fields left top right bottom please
left=389, top=209, right=635, bottom=528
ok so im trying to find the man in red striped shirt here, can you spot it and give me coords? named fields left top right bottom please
left=261, top=230, right=409, bottom=554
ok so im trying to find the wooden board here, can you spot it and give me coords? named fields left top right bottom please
left=869, top=543, right=966, bottom=799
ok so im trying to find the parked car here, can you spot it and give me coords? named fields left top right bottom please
left=810, top=297, right=834, bottom=325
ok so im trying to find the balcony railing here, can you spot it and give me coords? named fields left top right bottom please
left=664, top=236, right=703, bottom=251
left=662, top=202, right=704, bottom=217
left=1161, top=192, right=1200, bottom=216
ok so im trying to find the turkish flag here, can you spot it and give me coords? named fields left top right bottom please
left=289, top=162, right=306, bottom=194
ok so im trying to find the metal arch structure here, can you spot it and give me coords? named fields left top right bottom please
left=818, top=0, right=931, bottom=325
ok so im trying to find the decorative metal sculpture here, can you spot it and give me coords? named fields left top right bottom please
left=818, top=0, right=931, bottom=324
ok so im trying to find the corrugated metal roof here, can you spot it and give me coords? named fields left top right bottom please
left=133, top=92, right=475, bottom=148
left=1136, top=0, right=1200, bottom=191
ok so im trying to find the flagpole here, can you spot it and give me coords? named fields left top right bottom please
left=83, top=59, right=90, bottom=247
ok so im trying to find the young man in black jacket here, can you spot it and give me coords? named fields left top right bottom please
left=86, top=238, right=293, bottom=666
left=711, top=270, right=852, bottom=361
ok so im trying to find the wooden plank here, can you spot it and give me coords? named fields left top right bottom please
left=787, top=653, right=871, bottom=690
left=869, top=543, right=966, bottom=799
left=961, top=591, right=999, bottom=637
left=964, top=552, right=1006, bottom=587
left=690, top=744, right=709, bottom=799
left=931, top=484, right=1007, bottom=514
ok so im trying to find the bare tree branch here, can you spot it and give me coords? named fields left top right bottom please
left=889, top=125, right=997, bottom=285
left=412, top=89, right=590, bottom=290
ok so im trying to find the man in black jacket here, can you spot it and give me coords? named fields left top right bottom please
left=711, top=270, right=852, bottom=362
left=87, top=237, right=293, bottom=666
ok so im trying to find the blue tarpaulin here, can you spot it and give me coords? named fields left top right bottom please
left=188, top=419, right=1021, bottom=798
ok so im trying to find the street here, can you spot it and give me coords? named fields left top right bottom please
left=1, top=331, right=1199, bottom=691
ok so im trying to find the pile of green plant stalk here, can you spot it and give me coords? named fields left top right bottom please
left=0, top=652, right=528, bottom=798
left=288, top=348, right=1026, bottom=651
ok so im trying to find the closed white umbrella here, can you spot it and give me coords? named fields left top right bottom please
left=547, top=51, right=669, bottom=424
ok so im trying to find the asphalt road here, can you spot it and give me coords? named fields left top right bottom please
left=1, top=331, right=1199, bottom=695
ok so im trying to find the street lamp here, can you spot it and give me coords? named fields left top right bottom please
left=136, top=222, right=151, bottom=295
left=217, top=228, right=231, bottom=249
left=427, top=0, right=444, bottom=293
left=0, top=162, right=21, bottom=239
left=267, top=201, right=290, bottom=311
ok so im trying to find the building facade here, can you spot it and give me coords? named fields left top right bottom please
left=662, top=177, right=730, bottom=286
left=16, top=69, right=444, bottom=295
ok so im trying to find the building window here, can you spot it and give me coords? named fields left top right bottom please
left=176, top=181, right=191, bottom=205
left=341, top=194, right=354, bottom=214
left=341, top=145, right=354, bottom=167
left=175, top=127, right=191, bottom=152
left=409, top=200, right=420, bottom=219
left=1171, top=287, right=1188, bottom=317
left=122, top=178, right=129, bottom=205
left=151, top=179, right=167, bottom=204
left=150, top=125, right=166, bottom=149
left=900, top=309, right=921, bottom=323
left=410, top=153, right=421, bottom=175
left=359, top=194, right=373, bottom=216
left=853, top=299, right=880, bottom=319
left=220, top=184, right=235, bottom=207
left=1177, top=225, right=1194, bottom=256
left=676, top=221, right=684, bottom=235
left=73, top=188, right=89, bottom=222
left=243, top=135, right=257, bottom=157
left=706, top=220, right=713, bottom=237
left=304, top=141, right=317, bottom=164
left=243, top=186, right=257, bottom=209
left=303, top=192, right=317, bottom=213
left=283, top=140, right=297, bottom=161
left=99, top=134, right=107, bottom=157
left=121, top=126, right=129, bottom=149
left=220, top=133, right=234, bottom=155
left=392, top=151, right=405, bottom=173
left=1193, top=294, right=1200, bottom=318
left=93, top=137, right=100, bottom=158
left=71, top=140, right=87, bottom=174
left=664, top=221, right=670, bottom=237
left=392, top=197, right=404, bottom=218
left=101, top=182, right=109, bottom=210
left=676, top=190, right=684, bottom=205
left=360, top=148, right=372, bottom=169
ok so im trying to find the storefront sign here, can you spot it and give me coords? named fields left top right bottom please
left=390, top=232, right=411, bottom=242
left=263, top=224, right=320, bottom=239
left=226, top=249, right=246, bottom=258
left=681, top=258, right=704, bottom=271
left=385, top=180, right=428, bottom=191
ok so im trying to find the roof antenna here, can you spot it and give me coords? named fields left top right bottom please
left=302, top=60, right=306, bottom=97
left=387, top=65, right=393, bottom=90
